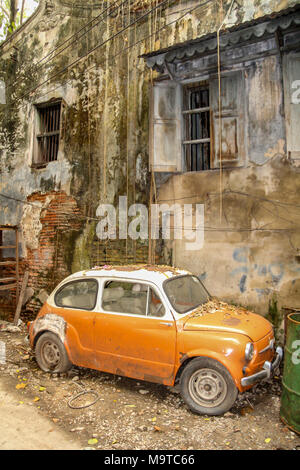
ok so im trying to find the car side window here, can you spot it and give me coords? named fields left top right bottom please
left=148, top=288, right=166, bottom=318
left=55, top=279, right=98, bottom=310
left=102, top=281, right=165, bottom=318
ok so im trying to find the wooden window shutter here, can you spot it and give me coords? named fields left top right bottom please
left=149, top=80, right=182, bottom=172
left=210, top=71, right=245, bottom=168
left=283, top=53, right=300, bottom=161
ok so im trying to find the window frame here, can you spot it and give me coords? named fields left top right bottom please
left=32, top=99, right=62, bottom=169
left=54, top=278, right=99, bottom=311
left=163, top=274, right=211, bottom=315
left=182, top=81, right=211, bottom=172
left=150, top=68, right=246, bottom=174
left=100, top=278, right=167, bottom=319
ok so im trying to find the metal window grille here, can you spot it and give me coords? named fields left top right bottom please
left=183, top=85, right=211, bottom=171
left=35, top=102, right=61, bottom=167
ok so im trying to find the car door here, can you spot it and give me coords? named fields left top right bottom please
left=51, top=278, right=98, bottom=368
left=93, top=279, right=177, bottom=385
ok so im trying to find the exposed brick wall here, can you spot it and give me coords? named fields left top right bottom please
left=23, top=191, right=83, bottom=318
left=90, top=239, right=155, bottom=266
left=0, top=192, right=162, bottom=322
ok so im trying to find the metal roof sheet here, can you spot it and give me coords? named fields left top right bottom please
left=142, top=5, right=300, bottom=68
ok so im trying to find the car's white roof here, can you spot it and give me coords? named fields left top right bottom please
left=66, top=264, right=191, bottom=287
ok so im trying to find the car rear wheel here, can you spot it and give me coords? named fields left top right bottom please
left=180, top=357, right=238, bottom=416
left=35, top=332, right=72, bottom=373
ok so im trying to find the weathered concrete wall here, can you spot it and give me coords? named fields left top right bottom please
left=0, top=0, right=299, bottom=319
left=148, top=9, right=300, bottom=320
left=156, top=156, right=300, bottom=318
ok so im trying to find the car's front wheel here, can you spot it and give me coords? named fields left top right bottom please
left=180, top=357, right=238, bottom=416
left=35, top=332, right=72, bottom=373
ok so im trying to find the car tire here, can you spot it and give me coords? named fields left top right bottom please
left=35, top=331, right=72, bottom=373
left=180, top=357, right=238, bottom=416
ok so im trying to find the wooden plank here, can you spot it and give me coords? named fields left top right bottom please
left=0, top=277, right=16, bottom=283
left=0, top=226, right=18, bottom=230
left=0, top=261, right=16, bottom=266
left=0, top=245, right=16, bottom=249
left=0, top=283, right=17, bottom=291
left=16, top=229, right=19, bottom=304
left=14, top=271, right=29, bottom=326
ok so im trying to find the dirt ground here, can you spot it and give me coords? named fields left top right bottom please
left=0, top=322, right=300, bottom=451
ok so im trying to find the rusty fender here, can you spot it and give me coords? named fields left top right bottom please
left=33, top=313, right=67, bottom=344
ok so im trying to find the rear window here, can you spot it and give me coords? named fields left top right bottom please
left=55, top=279, right=98, bottom=310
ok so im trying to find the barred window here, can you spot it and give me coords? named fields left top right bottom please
left=150, top=71, right=245, bottom=173
left=33, top=101, right=61, bottom=167
left=183, top=83, right=211, bottom=171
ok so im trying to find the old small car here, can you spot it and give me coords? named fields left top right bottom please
left=28, top=265, right=283, bottom=415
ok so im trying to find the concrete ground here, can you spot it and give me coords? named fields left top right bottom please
left=0, top=323, right=300, bottom=451
left=0, top=376, right=82, bottom=450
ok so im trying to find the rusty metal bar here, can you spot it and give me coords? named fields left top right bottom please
left=15, top=228, right=19, bottom=304
left=182, top=106, right=210, bottom=115
left=183, top=138, right=211, bottom=145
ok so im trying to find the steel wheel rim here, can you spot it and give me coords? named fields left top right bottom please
left=188, top=368, right=227, bottom=408
left=41, top=340, right=61, bottom=367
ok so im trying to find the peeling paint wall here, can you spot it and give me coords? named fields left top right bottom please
left=0, top=0, right=299, bottom=319
left=157, top=157, right=300, bottom=316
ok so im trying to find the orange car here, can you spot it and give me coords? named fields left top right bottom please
left=28, top=265, right=282, bottom=415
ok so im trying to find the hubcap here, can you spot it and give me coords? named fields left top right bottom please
left=188, top=368, right=227, bottom=408
left=41, top=341, right=60, bottom=367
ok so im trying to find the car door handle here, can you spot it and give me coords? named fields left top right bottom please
left=159, top=322, right=173, bottom=327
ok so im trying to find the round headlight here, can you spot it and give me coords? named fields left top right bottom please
left=245, top=342, right=254, bottom=362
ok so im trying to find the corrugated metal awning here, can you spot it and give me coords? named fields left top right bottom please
left=141, top=5, right=300, bottom=69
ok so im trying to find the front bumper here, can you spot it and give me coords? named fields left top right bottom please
left=241, top=346, right=283, bottom=387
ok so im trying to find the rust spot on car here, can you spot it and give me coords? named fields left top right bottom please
left=223, top=316, right=241, bottom=326
left=143, top=371, right=175, bottom=385
left=179, top=352, right=189, bottom=364
left=33, top=313, right=67, bottom=343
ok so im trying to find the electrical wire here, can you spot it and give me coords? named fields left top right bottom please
left=2, top=0, right=126, bottom=95
left=0, top=192, right=299, bottom=233
left=33, top=0, right=123, bottom=68
left=5, top=0, right=215, bottom=108
left=7, top=0, right=171, bottom=106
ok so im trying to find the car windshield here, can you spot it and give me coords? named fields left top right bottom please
left=164, top=275, right=210, bottom=314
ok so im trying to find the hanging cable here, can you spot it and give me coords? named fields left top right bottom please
left=217, top=0, right=236, bottom=223
left=4, top=0, right=215, bottom=109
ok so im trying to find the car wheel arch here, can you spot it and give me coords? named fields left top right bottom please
left=175, top=354, right=241, bottom=392
left=33, top=329, right=67, bottom=351
left=34, top=330, right=72, bottom=373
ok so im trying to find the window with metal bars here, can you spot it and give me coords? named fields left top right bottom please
left=183, top=84, right=211, bottom=171
left=33, top=101, right=61, bottom=167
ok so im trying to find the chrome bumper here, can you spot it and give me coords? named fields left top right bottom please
left=241, top=346, right=283, bottom=387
